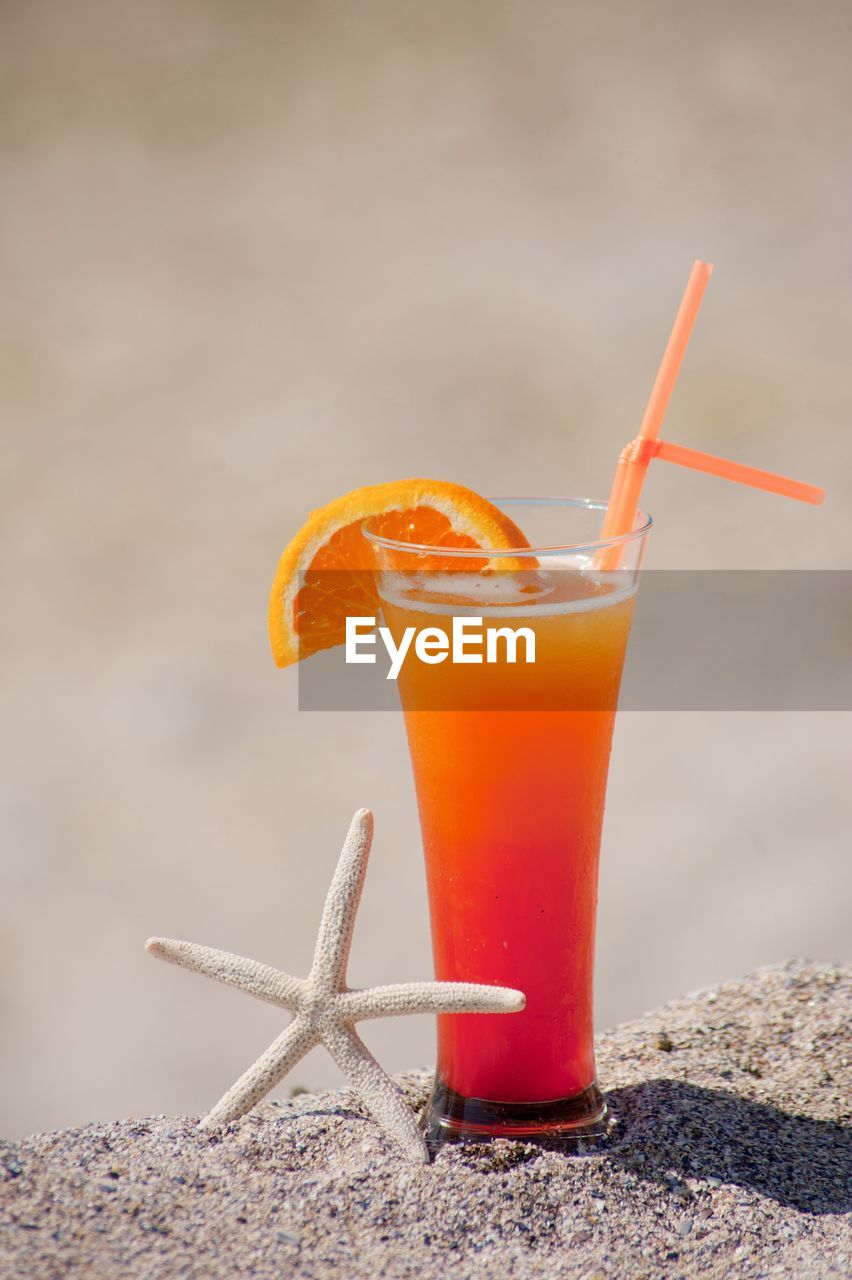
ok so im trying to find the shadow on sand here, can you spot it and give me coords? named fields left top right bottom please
left=605, top=1078, right=851, bottom=1215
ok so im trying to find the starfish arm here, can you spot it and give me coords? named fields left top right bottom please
left=146, top=938, right=303, bottom=1012
left=337, top=982, right=526, bottom=1021
left=309, top=809, right=373, bottom=993
left=199, top=1018, right=319, bottom=1130
left=323, top=1022, right=427, bottom=1164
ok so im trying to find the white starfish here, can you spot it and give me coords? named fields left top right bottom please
left=147, top=808, right=525, bottom=1162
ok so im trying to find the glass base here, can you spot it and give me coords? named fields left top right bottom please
left=423, top=1078, right=607, bottom=1151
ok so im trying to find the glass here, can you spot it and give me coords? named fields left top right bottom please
left=364, top=498, right=651, bottom=1147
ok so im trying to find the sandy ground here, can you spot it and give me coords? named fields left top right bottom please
left=2, top=962, right=849, bottom=1279
left=1, top=2, right=851, bottom=1138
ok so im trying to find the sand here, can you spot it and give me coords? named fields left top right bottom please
left=1, top=961, right=849, bottom=1279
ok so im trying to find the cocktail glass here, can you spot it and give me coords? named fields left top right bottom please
left=364, top=498, right=651, bottom=1147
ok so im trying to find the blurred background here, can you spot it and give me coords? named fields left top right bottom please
left=1, top=0, right=850, bottom=1139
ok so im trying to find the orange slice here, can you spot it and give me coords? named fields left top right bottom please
left=269, top=479, right=529, bottom=667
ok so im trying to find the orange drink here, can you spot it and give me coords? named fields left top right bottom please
left=365, top=498, right=651, bottom=1144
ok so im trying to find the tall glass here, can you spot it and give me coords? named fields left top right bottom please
left=364, top=499, right=651, bottom=1146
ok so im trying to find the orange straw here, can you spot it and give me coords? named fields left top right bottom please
left=599, top=261, right=825, bottom=562
left=652, top=439, right=824, bottom=505
left=600, top=260, right=713, bottom=542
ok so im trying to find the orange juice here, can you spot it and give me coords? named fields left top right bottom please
left=380, top=568, right=636, bottom=1111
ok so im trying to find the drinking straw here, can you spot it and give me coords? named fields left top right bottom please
left=600, top=260, right=713, bottom=543
left=651, top=439, right=825, bottom=505
left=599, top=261, right=826, bottom=565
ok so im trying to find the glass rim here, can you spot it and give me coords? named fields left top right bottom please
left=362, top=496, right=653, bottom=558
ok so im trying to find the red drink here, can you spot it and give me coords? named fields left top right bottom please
left=367, top=499, right=650, bottom=1143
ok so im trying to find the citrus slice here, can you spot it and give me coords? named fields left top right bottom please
left=269, top=479, right=529, bottom=667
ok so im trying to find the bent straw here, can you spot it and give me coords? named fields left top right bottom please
left=599, top=261, right=826, bottom=567
left=600, top=260, right=713, bottom=544
left=653, top=439, right=825, bottom=505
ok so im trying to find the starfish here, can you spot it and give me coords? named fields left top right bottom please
left=147, top=808, right=525, bottom=1162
